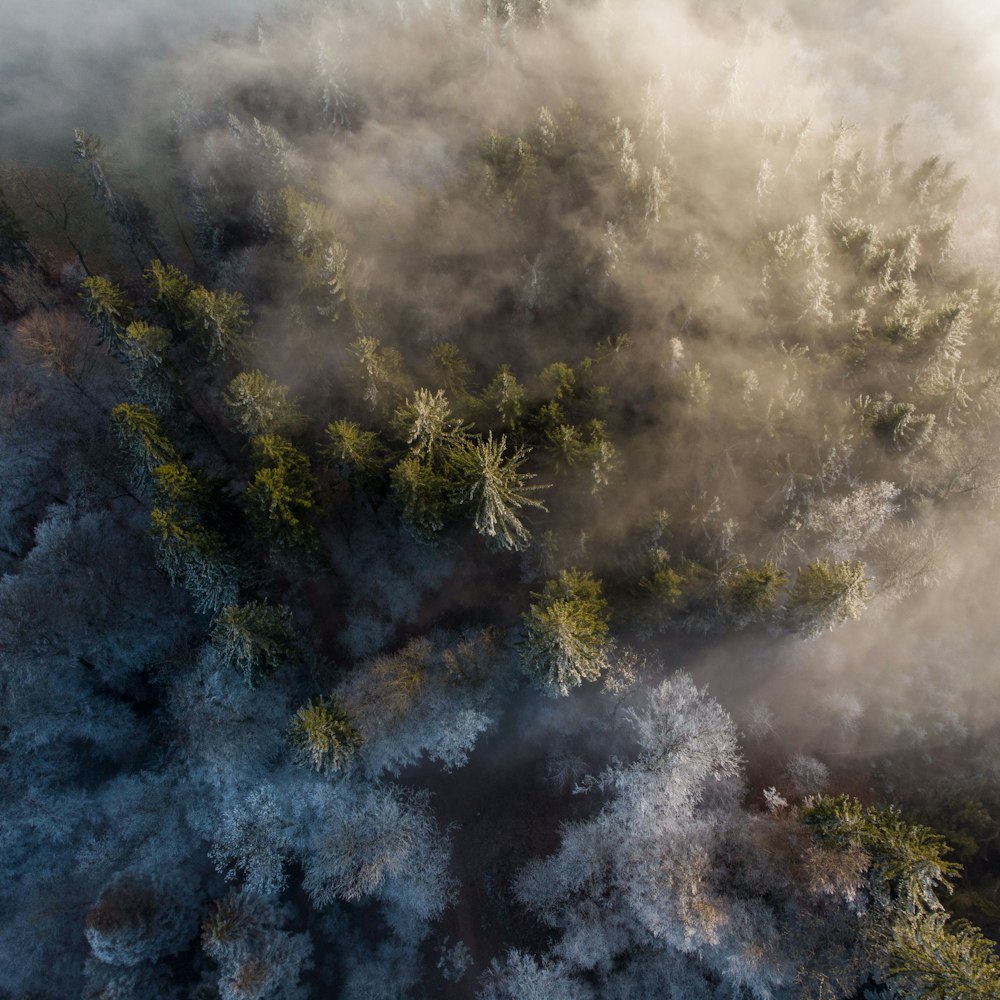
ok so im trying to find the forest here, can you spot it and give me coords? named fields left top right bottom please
left=3, top=0, right=1000, bottom=997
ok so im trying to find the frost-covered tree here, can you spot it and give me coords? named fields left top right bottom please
left=225, top=370, right=304, bottom=437
left=301, top=782, right=455, bottom=934
left=84, top=872, right=196, bottom=967
left=393, top=387, right=468, bottom=458
left=448, top=432, right=547, bottom=551
left=201, top=891, right=313, bottom=1000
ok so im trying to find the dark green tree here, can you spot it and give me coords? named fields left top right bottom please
left=211, top=602, right=298, bottom=688
left=183, top=285, right=252, bottom=362
left=246, top=434, right=318, bottom=551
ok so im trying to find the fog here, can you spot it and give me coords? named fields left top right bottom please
left=4, top=1, right=1000, bottom=996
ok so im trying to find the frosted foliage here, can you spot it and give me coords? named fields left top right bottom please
left=338, top=635, right=496, bottom=777
left=202, top=892, right=313, bottom=1000
left=514, top=676, right=811, bottom=997
left=302, top=783, right=454, bottom=926
left=329, top=504, right=453, bottom=656
left=478, top=950, right=594, bottom=1000
left=210, top=787, right=293, bottom=896
left=166, top=646, right=291, bottom=807
left=338, top=935, right=422, bottom=1000
left=627, top=673, right=743, bottom=788
left=84, top=873, right=195, bottom=966
left=805, top=481, right=900, bottom=559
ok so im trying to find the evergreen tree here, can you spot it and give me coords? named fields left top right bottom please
left=389, top=455, right=452, bottom=541
left=519, top=569, right=610, bottom=695
left=393, top=388, right=468, bottom=458
left=184, top=285, right=252, bottom=362
left=288, top=696, right=363, bottom=773
left=787, top=560, right=870, bottom=636
left=225, top=370, right=304, bottom=437
left=80, top=276, right=133, bottom=349
left=448, top=432, right=546, bottom=551
left=719, top=559, right=788, bottom=627
left=211, top=602, right=298, bottom=688
left=73, top=129, right=163, bottom=262
left=143, top=259, right=193, bottom=328
left=322, top=419, right=386, bottom=490
left=110, top=402, right=180, bottom=484
left=246, top=435, right=318, bottom=551
left=350, top=336, right=407, bottom=413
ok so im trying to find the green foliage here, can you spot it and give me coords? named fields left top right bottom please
left=80, top=276, right=133, bottom=348
left=110, top=402, right=180, bottom=483
left=719, top=559, right=788, bottom=626
left=288, top=696, right=363, bottom=773
left=389, top=455, right=451, bottom=541
left=150, top=461, right=239, bottom=614
left=121, top=321, right=170, bottom=369
left=801, top=794, right=959, bottom=915
left=519, top=569, right=610, bottom=696
left=143, top=260, right=193, bottom=327
left=322, top=419, right=386, bottom=489
left=246, top=435, right=318, bottom=551
left=183, top=286, right=251, bottom=362
left=480, top=129, right=537, bottom=207
left=801, top=795, right=1000, bottom=998
left=212, top=602, right=298, bottom=688
left=887, top=916, right=1000, bottom=999
left=481, top=364, right=526, bottom=427
left=787, top=560, right=870, bottom=636
left=350, top=336, right=407, bottom=413
left=448, top=432, right=547, bottom=551
left=150, top=507, right=239, bottom=615
left=429, top=342, right=475, bottom=403
left=224, top=370, right=304, bottom=437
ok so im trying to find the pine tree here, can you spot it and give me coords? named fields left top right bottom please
left=322, top=419, right=386, bottom=490
left=143, top=259, right=193, bottom=328
left=183, top=285, right=252, bottom=362
left=392, top=388, right=468, bottom=458
left=80, top=276, right=133, bottom=349
left=719, top=559, right=788, bottom=627
left=448, top=432, right=546, bottom=551
left=110, top=402, right=180, bottom=484
left=519, top=569, right=610, bottom=695
left=288, top=696, right=363, bottom=773
left=389, top=455, right=451, bottom=541
left=225, top=370, right=304, bottom=437
left=787, top=560, right=870, bottom=636
left=246, top=434, right=318, bottom=551
left=211, top=602, right=298, bottom=688
left=350, top=336, right=407, bottom=414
